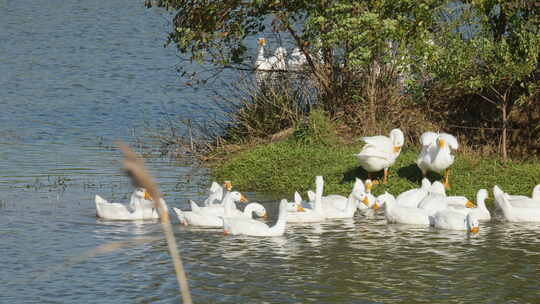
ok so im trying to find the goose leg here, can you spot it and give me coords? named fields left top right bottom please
left=443, top=168, right=450, bottom=189
left=368, top=172, right=380, bottom=185
left=383, top=168, right=389, bottom=184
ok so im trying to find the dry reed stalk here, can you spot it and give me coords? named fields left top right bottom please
left=117, top=142, right=193, bottom=304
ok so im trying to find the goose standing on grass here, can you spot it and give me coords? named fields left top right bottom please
left=95, top=188, right=167, bottom=220
left=504, top=184, right=540, bottom=208
left=223, top=199, right=288, bottom=237
left=494, top=186, right=540, bottom=222
left=356, top=129, right=404, bottom=184
left=416, top=132, right=458, bottom=189
left=377, top=192, right=432, bottom=226
left=287, top=176, right=326, bottom=223
left=172, top=191, right=251, bottom=227
left=433, top=211, right=480, bottom=233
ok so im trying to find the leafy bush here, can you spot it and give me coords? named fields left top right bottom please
left=293, top=109, right=338, bottom=146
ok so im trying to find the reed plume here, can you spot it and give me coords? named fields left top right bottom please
left=117, top=142, right=193, bottom=304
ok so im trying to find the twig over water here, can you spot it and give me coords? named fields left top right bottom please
left=117, top=142, right=193, bottom=304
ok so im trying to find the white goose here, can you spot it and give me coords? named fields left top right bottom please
left=471, top=189, right=491, bottom=221
left=269, top=47, right=287, bottom=71
left=416, top=132, right=458, bottom=189
left=306, top=190, right=316, bottom=206
left=364, top=179, right=378, bottom=208
left=288, top=47, right=307, bottom=71
left=417, top=182, right=450, bottom=215
left=190, top=200, right=266, bottom=218
left=254, top=38, right=272, bottom=71
left=494, top=186, right=540, bottom=222
left=318, top=177, right=368, bottom=219
left=417, top=181, right=475, bottom=215
left=254, top=37, right=272, bottom=83
left=287, top=176, right=325, bottom=223
left=203, top=181, right=225, bottom=207
left=172, top=191, right=253, bottom=227
left=356, top=129, right=404, bottom=184
left=286, top=192, right=306, bottom=213
left=95, top=188, right=167, bottom=220
left=223, top=199, right=288, bottom=237
left=504, top=184, right=540, bottom=208
left=448, top=189, right=491, bottom=222
left=190, top=181, right=233, bottom=214
left=396, top=178, right=431, bottom=208
left=432, top=210, right=480, bottom=232
left=377, top=192, right=432, bottom=226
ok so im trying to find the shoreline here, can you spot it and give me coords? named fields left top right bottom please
left=210, top=137, right=540, bottom=204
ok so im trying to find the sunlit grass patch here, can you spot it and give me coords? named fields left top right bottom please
left=212, top=139, right=540, bottom=206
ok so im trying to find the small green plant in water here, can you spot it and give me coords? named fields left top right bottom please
left=293, top=109, right=338, bottom=146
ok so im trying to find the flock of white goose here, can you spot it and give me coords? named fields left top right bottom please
left=253, top=37, right=324, bottom=83
left=95, top=129, right=540, bottom=237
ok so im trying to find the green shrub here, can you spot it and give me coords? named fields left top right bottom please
left=293, top=109, right=338, bottom=146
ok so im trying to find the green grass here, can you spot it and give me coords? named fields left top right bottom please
left=212, top=139, right=540, bottom=205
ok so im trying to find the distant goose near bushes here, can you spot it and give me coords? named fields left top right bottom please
left=254, top=37, right=273, bottom=83
left=287, top=47, right=307, bottom=71
left=269, top=46, right=288, bottom=71
left=356, top=129, right=404, bottom=184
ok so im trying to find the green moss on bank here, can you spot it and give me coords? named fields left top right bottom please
left=212, top=139, right=540, bottom=203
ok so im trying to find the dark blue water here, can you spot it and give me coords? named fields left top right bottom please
left=2, top=1, right=540, bottom=303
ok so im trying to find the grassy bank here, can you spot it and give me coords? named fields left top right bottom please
left=212, top=138, right=540, bottom=204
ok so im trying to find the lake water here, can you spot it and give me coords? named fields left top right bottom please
left=1, top=1, right=539, bottom=303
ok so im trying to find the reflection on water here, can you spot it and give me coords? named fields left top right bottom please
left=1, top=0, right=540, bottom=303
